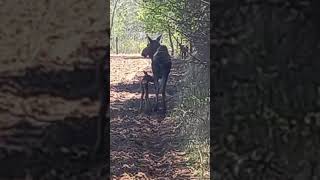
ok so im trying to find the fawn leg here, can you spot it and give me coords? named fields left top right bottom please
left=139, top=82, right=145, bottom=113
left=145, top=82, right=151, bottom=113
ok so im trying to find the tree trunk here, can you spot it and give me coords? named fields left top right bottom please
left=110, top=0, right=120, bottom=33
left=116, top=37, right=118, bottom=54
left=176, top=38, right=179, bottom=56
left=168, top=27, right=174, bottom=56
left=94, top=48, right=109, bottom=155
left=180, top=37, right=183, bottom=56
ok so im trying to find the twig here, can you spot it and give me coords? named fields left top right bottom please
left=200, top=0, right=210, bottom=5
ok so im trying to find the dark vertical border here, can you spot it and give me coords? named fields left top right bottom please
left=105, top=0, right=111, bottom=178
left=210, top=0, right=214, bottom=179
left=211, top=1, right=320, bottom=180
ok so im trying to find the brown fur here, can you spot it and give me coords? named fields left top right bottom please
left=139, top=71, right=153, bottom=113
left=180, top=45, right=188, bottom=59
left=141, top=35, right=172, bottom=114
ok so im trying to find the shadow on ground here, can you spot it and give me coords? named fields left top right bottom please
left=0, top=63, right=109, bottom=179
left=110, top=97, right=192, bottom=179
left=0, top=64, right=98, bottom=100
left=111, top=78, right=177, bottom=96
left=110, top=59, right=194, bottom=179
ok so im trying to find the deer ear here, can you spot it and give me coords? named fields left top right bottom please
left=146, top=34, right=152, bottom=42
left=156, top=34, right=162, bottom=42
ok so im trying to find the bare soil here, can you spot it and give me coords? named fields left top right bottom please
left=110, top=55, right=196, bottom=179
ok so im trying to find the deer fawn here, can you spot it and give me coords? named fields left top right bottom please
left=180, top=44, right=188, bottom=59
left=139, top=71, right=153, bottom=114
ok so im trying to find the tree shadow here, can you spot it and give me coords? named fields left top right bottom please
left=0, top=64, right=99, bottom=100
left=0, top=63, right=109, bottom=179
left=110, top=55, right=149, bottom=60
left=111, top=80, right=177, bottom=96
left=0, top=114, right=108, bottom=178
left=110, top=97, right=192, bottom=178
left=110, top=84, right=191, bottom=179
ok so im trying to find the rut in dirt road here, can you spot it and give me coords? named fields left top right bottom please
left=110, top=55, right=195, bottom=179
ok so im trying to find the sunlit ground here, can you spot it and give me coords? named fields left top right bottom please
left=110, top=54, right=151, bottom=105
left=110, top=54, right=150, bottom=85
left=110, top=53, right=142, bottom=57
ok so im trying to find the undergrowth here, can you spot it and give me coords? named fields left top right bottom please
left=170, top=53, right=210, bottom=178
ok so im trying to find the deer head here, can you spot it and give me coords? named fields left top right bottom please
left=141, top=34, right=162, bottom=58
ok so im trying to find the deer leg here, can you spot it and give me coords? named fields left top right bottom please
left=139, top=82, right=145, bottom=113
left=145, top=82, right=151, bottom=113
left=161, top=76, right=168, bottom=113
left=153, top=77, right=160, bottom=111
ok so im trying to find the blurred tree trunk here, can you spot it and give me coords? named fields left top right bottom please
left=110, top=0, right=120, bottom=33
left=116, top=37, right=118, bottom=54
left=213, top=0, right=320, bottom=179
left=168, top=26, right=174, bottom=56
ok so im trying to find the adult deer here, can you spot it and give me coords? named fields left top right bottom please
left=141, top=35, right=172, bottom=113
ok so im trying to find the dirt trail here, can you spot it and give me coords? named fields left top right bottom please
left=110, top=54, right=195, bottom=179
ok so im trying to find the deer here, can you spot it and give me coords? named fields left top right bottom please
left=141, top=35, right=172, bottom=113
left=180, top=44, right=188, bottom=59
left=139, top=71, right=153, bottom=114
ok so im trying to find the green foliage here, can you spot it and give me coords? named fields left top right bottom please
left=137, top=0, right=189, bottom=53
left=110, top=0, right=146, bottom=54
left=110, top=0, right=209, bottom=55
left=138, top=0, right=209, bottom=58
left=138, top=0, right=174, bottom=33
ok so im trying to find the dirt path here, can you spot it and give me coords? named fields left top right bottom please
left=110, top=54, right=195, bottom=179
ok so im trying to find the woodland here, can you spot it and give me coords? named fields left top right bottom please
left=110, top=0, right=210, bottom=178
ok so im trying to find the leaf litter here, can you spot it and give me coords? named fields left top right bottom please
left=110, top=56, right=196, bottom=179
